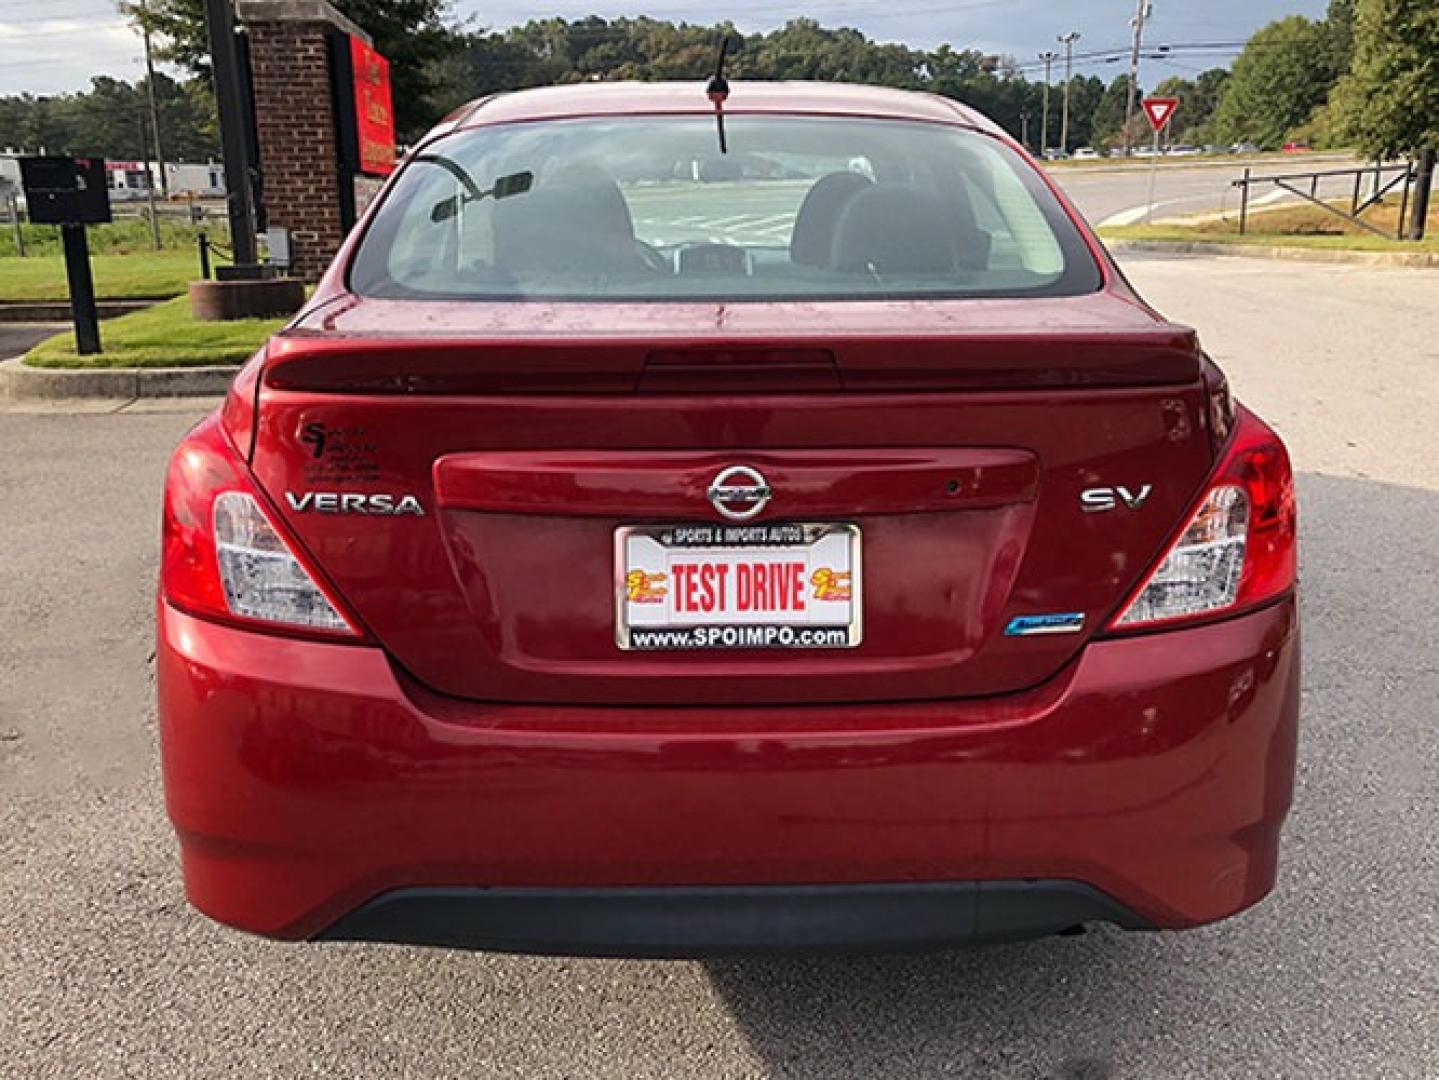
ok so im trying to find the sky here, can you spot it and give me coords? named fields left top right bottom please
left=0, top=0, right=1330, bottom=97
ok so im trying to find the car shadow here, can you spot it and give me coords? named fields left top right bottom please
left=703, top=931, right=1147, bottom=1079
left=700, top=471, right=1439, bottom=1079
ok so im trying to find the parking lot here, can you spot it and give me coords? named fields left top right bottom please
left=2, top=253, right=1436, bottom=1078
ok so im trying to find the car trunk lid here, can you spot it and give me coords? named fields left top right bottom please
left=246, top=294, right=1213, bottom=705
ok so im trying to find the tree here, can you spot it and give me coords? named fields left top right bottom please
left=138, top=72, right=221, bottom=161
left=1152, top=75, right=1195, bottom=144
left=1151, top=69, right=1229, bottom=145
left=7, top=94, right=80, bottom=153
left=1060, top=75, right=1105, bottom=149
left=1191, top=69, right=1231, bottom=136
left=1317, top=0, right=1357, bottom=81
left=1212, top=16, right=1335, bottom=148
left=1090, top=75, right=1143, bottom=148
left=0, top=76, right=219, bottom=160
left=1329, top=0, right=1437, bottom=238
left=1329, top=0, right=1439, bottom=158
left=79, top=77, right=149, bottom=160
left=125, top=0, right=464, bottom=143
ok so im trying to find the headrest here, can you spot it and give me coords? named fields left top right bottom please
left=790, top=172, right=873, bottom=267
left=931, top=166, right=992, bottom=271
left=493, top=178, right=637, bottom=274
left=830, top=185, right=956, bottom=276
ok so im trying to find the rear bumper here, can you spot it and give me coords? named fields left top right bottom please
left=158, top=596, right=1299, bottom=951
left=319, top=882, right=1150, bottom=957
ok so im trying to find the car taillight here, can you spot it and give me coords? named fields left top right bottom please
left=1109, top=407, right=1295, bottom=632
left=161, top=416, right=361, bottom=639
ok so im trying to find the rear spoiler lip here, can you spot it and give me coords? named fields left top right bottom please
left=260, top=325, right=1202, bottom=395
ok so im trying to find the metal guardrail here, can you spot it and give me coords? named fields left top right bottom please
left=1233, top=160, right=1417, bottom=240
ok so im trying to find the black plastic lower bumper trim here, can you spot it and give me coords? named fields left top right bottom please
left=316, top=880, right=1152, bottom=957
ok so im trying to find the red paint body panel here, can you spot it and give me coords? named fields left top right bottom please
left=433, top=449, right=1037, bottom=517
left=158, top=596, right=1298, bottom=939
left=158, top=84, right=1301, bottom=948
left=445, top=80, right=1003, bottom=132
left=248, top=385, right=1211, bottom=705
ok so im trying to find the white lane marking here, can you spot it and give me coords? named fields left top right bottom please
left=1099, top=186, right=1300, bottom=226
left=1099, top=201, right=1176, bottom=226
left=699, top=214, right=770, bottom=229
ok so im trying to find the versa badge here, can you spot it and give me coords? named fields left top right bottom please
left=285, top=491, right=425, bottom=516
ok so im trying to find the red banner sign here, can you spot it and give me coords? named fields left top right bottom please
left=350, top=36, right=396, bottom=176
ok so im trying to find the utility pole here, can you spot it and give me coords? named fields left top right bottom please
left=1058, top=31, right=1080, bottom=154
left=1038, top=50, right=1056, bottom=155
left=138, top=104, right=162, bottom=250
left=137, top=0, right=168, bottom=198
left=1019, top=110, right=1030, bottom=151
left=1123, top=0, right=1151, bottom=155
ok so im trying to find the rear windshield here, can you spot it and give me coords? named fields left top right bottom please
left=350, top=115, right=1102, bottom=302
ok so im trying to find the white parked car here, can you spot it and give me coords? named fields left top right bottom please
left=1071, top=147, right=1100, bottom=160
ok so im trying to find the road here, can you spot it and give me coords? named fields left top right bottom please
left=621, top=158, right=1367, bottom=244
left=0, top=321, right=65, bottom=358
left=1048, top=156, right=1367, bottom=227
left=3, top=254, right=1437, bottom=1078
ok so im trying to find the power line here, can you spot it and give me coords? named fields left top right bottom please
left=1150, top=57, right=1211, bottom=74
left=1008, top=40, right=1259, bottom=76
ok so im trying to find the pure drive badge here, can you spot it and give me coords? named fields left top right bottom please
left=285, top=491, right=425, bottom=516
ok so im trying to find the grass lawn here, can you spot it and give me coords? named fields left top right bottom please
left=0, top=217, right=227, bottom=258
left=24, top=296, right=286, bottom=369
left=0, top=249, right=204, bottom=302
left=1100, top=200, right=1439, bottom=252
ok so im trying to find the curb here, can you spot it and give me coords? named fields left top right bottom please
left=1046, top=152, right=1357, bottom=177
left=0, top=356, right=237, bottom=402
left=0, top=299, right=166, bottom=323
left=1103, top=238, right=1439, bottom=268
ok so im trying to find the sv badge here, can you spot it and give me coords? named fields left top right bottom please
left=1080, top=485, right=1153, bottom=513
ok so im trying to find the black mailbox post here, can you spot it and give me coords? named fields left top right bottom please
left=19, top=157, right=111, bottom=356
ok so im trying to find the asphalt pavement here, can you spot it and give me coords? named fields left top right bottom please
left=1048, top=155, right=1365, bottom=227
left=0, top=322, right=66, bottom=359
left=617, top=158, right=1367, bottom=246
left=2, top=254, right=1436, bottom=1078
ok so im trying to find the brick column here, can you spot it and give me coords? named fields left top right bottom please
left=237, top=0, right=369, bottom=281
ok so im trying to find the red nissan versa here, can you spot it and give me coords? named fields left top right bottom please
left=158, top=82, right=1299, bottom=956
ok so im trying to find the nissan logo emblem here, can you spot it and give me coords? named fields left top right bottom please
left=707, top=465, right=772, bottom=521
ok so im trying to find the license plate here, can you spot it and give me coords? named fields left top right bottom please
left=616, top=522, right=861, bottom=651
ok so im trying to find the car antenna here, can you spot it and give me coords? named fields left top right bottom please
left=706, top=35, right=732, bottom=154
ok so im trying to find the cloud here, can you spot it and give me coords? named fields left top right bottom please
left=0, top=0, right=1330, bottom=97
left=0, top=13, right=142, bottom=96
left=452, top=0, right=1329, bottom=60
